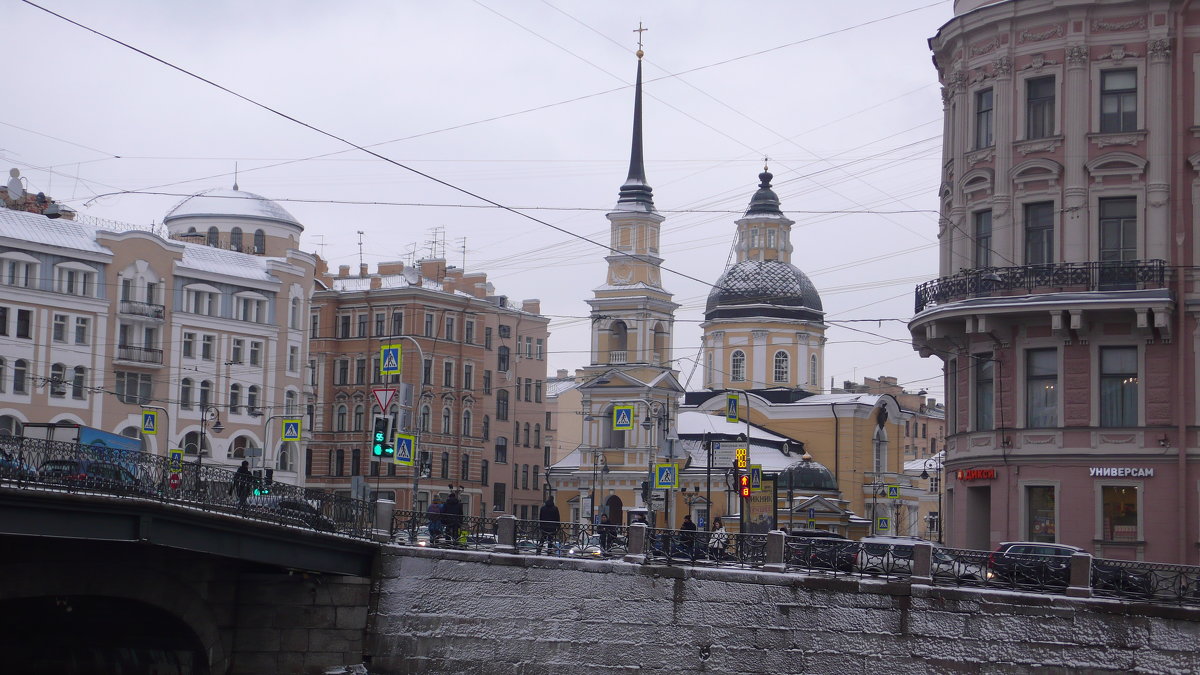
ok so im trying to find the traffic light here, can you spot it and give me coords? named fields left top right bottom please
left=372, top=416, right=391, bottom=457
left=252, top=469, right=267, bottom=496
left=640, top=480, right=650, bottom=502
left=739, top=472, right=751, bottom=499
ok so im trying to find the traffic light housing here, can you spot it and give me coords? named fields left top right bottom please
left=372, top=416, right=391, bottom=457
left=252, top=469, right=268, bottom=496
left=739, top=472, right=751, bottom=499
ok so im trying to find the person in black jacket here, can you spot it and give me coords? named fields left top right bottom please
left=442, top=491, right=464, bottom=544
left=537, top=497, right=560, bottom=554
left=229, top=461, right=253, bottom=508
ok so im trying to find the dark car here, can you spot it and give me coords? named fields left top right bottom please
left=988, top=541, right=1083, bottom=587
left=787, top=530, right=855, bottom=572
left=247, top=496, right=336, bottom=532
left=39, top=459, right=153, bottom=496
left=0, top=448, right=37, bottom=480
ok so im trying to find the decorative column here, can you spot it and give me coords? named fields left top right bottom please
left=1145, top=38, right=1172, bottom=262
left=991, top=56, right=1015, bottom=267
left=1062, top=44, right=1090, bottom=262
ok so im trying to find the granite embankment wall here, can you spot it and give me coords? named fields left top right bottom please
left=368, top=546, right=1200, bottom=674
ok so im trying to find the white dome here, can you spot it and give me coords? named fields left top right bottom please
left=164, top=188, right=301, bottom=228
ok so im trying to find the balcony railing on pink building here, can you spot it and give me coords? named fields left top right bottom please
left=116, top=345, right=164, bottom=365
left=914, top=260, right=1168, bottom=314
left=119, top=300, right=165, bottom=320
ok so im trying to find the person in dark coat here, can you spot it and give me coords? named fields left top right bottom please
left=537, top=497, right=560, bottom=554
left=229, top=460, right=252, bottom=508
left=680, top=514, right=698, bottom=552
left=442, top=492, right=464, bottom=543
left=598, top=513, right=616, bottom=551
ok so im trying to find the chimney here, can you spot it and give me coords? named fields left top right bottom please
left=377, top=261, right=405, bottom=276
left=359, top=263, right=369, bottom=277
left=370, top=276, right=382, bottom=290
left=521, top=299, right=541, bottom=315
left=557, top=369, right=568, bottom=378
left=418, top=258, right=446, bottom=282
left=338, top=265, right=351, bottom=278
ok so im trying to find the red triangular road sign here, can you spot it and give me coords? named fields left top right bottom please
left=373, top=388, right=396, bottom=412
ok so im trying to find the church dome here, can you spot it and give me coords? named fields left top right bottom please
left=705, top=259, right=824, bottom=321
left=164, top=188, right=301, bottom=228
left=778, top=456, right=838, bottom=491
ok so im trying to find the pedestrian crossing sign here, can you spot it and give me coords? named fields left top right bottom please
left=380, top=344, right=402, bottom=376
left=612, top=405, right=634, bottom=431
left=886, top=485, right=900, bottom=499
left=876, top=516, right=891, bottom=532
left=281, top=419, right=302, bottom=442
left=750, top=464, right=763, bottom=490
left=168, top=448, right=184, bottom=472
left=725, top=393, right=739, bottom=423
left=394, top=433, right=415, bottom=466
left=141, top=410, right=158, bottom=435
left=654, top=463, right=678, bottom=489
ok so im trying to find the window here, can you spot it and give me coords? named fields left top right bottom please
left=483, top=370, right=492, bottom=394
left=462, top=410, right=473, bottom=436
left=524, top=379, right=532, bottom=401
left=443, top=361, right=454, bottom=387
left=481, top=459, right=489, bottom=486
left=464, top=364, right=474, bottom=391
left=372, top=358, right=381, bottom=384
left=441, top=407, right=452, bottom=434
left=536, top=338, right=544, bottom=359
left=336, top=360, right=349, bottom=385
left=334, top=449, right=345, bottom=477
left=71, top=316, right=89, bottom=345
left=199, top=380, right=212, bottom=408
left=285, top=390, right=298, bottom=415
left=523, top=423, right=531, bottom=447
left=521, top=464, right=529, bottom=490
left=52, top=314, right=66, bottom=342
left=180, top=378, right=193, bottom=409
left=16, top=309, right=31, bottom=339
left=493, top=483, right=506, bottom=511
left=1099, top=197, right=1137, bottom=263
left=533, top=424, right=541, bottom=447
left=357, top=314, right=367, bottom=337
left=495, top=436, right=508, bottom=463
left=974, top=88, right=994, bottom=149
left=482, top=415, right=490, bottom=440
left=71, top=366, right=86, bottom=400
left=1101, top=485, right=1139, bottom=542
left=773, top=351, right=789, bottom=383
left=809, top=355, right=817, bottom=386
left=532, top=465, right=540, bottom=491
left=465, top=321, right=475, bottom=344
left=496, top=390, right=509, bottom=421
left=375, top=312, right=385, bottom=336
left=461, top=454, right=470, bottom=481
left=229, top=384, right=241, bottom=414
left=872, top=422, right=888, bottom=475
left=352, top=448, right=361, bottom=476
left=355, top=358, right=366, bottom=384
left=249, top=341, right=262, bottom=367
left=206, top=226, right=219, bottom=247
left=115, top=371, right=151, bottom=404
left=184, top=288, right=219, bottom=316
left=1026, top=76, right=1055, bottom=139
left=534, top=381, right=542, bottom=403
left=201, top=335, right=214, bottom=361
left=311, top=315, right=320, bottom=339
left=56, top=265, right=95, bottom=297
left=290, top=298, right=302, bottom=330
left=336, top=405, right=348, bottom=432
left=4, top=259, right=35, bottom=288
left=974, top=210, right=992, bottom=268
left=12, top=359, right=27, bottom=394
left=288, top=346, right=299, bottom=372
left=231, top=339, right=244, bottom=364
left=49, top=363, right=66, bottom=397
left=1026, top=348, right=1058, bottom=428
left=422, top=359, right=432, bottom=385
left=975, top=353, right=993, bottom=432
left=440, top=452, right=449, bottom=479
left=230, top=227, right=243, bottom=251
left=419, top=405, right=431, bottom=433
left=254, top=229, right=265, bottom=253
left=525, top=336, right=533, bottom=358
left=1100, top=69, right=1137, bottom=133
left=1024, top=202, right=1054, bottom=265
left=0, top=307, right=7, bottom=336
left=338, top=315, right=351, bottom=339
left=392, top=311, right=403, bottom=335
left=246, top=385, right=259, bottom=415
left=730, top=350, right=746, bottom=382
left=445, top=317, right=455, bottom=341
left=499, top=325, right=511, bottom=338
left=424, top=313, right=434, bottom=337
left=1026, top=485, right=1056, bottom=542
left=1100, top=347, right=1138, bottom=427
left=498, top=346, right=510, bottom=372
left=353, top=405, right=365, bottom=432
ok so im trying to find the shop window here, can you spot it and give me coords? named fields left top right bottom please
left=1026, top=485, right=1056, bottom=543
left=1101, top=485, right=1139, bottom=542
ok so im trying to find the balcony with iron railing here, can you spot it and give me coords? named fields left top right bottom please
left=119, top=300, right=165, bottom=320
left=169, top=232, right=267, bottom=255
left=914, top=260, right=1169, bottom=314
left=116, top=345, right=164, bottom=365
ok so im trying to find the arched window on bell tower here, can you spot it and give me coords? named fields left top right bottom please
left=609, top=321, right=628, bottom=365
left=653, top=322, right=668, bottom=366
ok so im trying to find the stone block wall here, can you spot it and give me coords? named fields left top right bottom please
left=369, top=546, right=1200, bottom=674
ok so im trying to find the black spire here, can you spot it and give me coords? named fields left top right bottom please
left=745, top=165, right=781, bottom=216
left=616, top=56, right=655, bottom=211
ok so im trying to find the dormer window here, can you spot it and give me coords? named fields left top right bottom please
left=184, top=285, right=220, bottom=316
left=55, top=263, right=96, bottom=297
left=235, top=293, right=267, bottom=323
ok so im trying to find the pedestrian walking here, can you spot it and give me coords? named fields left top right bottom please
left=598, top=513, right=616, bottom=551
left=708, top=521, right=728, bottom=560
left=442, top=492, right=464, bottom=544
left=229, top=460, right=252, bottom=508
left=537, top=497, right=560, bottom=554
left=427, top=497, right=444, bottom=540
left=680, top=514, right=698, bottom=552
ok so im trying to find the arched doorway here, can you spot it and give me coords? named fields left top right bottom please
left=605, top=494, right=624, bottom=525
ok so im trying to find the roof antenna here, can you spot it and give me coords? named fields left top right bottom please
left=233, top=162, right=239, bottom=191
left=357, top=230, right=365, bottom=269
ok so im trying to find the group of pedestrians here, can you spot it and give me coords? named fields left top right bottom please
left=426, top=491, right=465, bottom=543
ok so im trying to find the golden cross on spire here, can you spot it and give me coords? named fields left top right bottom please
left=633, top=21, right=648, bottom=56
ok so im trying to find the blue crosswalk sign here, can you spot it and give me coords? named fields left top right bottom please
left=725, top=393, right=739, bottom=423
left=141, top=411, right=157, bottom=435
left=380, top=345, right=402, bottom=376
left=612, top=405, right=634, bottom=431
left=876, top=517, right=891, bottom=532
left=654, top=463, right=677, bottom=489
left=281, top=419, right=302, bottom=442
left=886, top=485, right=900, bottom=499
left=394, top=434, right=415, bottom=466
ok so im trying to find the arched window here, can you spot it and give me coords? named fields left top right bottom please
left=773, top=351, right=790, bottom=383
left=533, top=423, right=541, bottom=447
left=353, top=404, right=365, bottom=431
left=523, top=422, right=531, bottom=447
left=462, top=409, right=473, bottom=436
left=653, top=322, right=668, bottom=364
left=206, top=226, right=219, bottom=247
left=247, top=385, right=259, bottom=414
left=277, top=442, right=295, bottom=470
left=71, top=366, right=86, bottom=399
left=495, top=436, right=508, bottom=463
left=440, top=452, right=449, bottom=479
left=809, top=355, right=818, bottom=387
left=420, top=404, right=431, bottom=432
left=335, top=404, right=348, bottom=432
left=496, top=390, right=509, bottom=420
left=481, top=459, right=489, bottom=486
left=441, top=407, right=452, bottom=434
left=253, top=229, right=266, bottom=253
left=13, top=359, right=27, bottom=395
left=199, top=380, right=212, bottom=408
left=49, top=363, right=66, bottom=397
left=230, top=227, right=243, bottom=251
left=497, top=346, right=510, bottom=372
left=180, top=378, right=193, bottom=409
left=0, top=415, right=23, bottom=437
left=230, top=435, right=251, bottom=459
left=289, top=297, right=301, bottom=330
left=521, top=464, right=529, bottom=490
left=284, top=390, right=298, bottom=415
left=461, top=453, right=470, bottom=481
left=228, top=384, right=241, bottom=414
left=873, top=415, right=889, bottom=475
left=730, top=350, right=746, bottom=382
left=482, top=415, right=490, bottom=440
left=610, top=321, right=628, bottom=363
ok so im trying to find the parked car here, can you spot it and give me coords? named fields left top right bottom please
left=0, top=448, right=37, bottom=480
left=987, top=542, right=1083, bottom=587
left=39, top=459, right=153, bottom=496
left=568, top=534, right=627, bottom=557
left=854, top=536, right=988, bottom=581
left=246, top=496, right=336, bottom=532
left=787, top=530, right=855, bottom=572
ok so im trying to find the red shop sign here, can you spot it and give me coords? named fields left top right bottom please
left=956, top=468, right=997, bottom=481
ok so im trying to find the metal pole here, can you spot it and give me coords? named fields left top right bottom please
left=937, top=461, right=944, bottom=543
left=704, top=432, right=712, bottom=531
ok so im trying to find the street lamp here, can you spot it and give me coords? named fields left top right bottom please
left=920, top=455, right=943, bottom=543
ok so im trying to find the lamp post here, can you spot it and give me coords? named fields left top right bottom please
left=197, top=404, right=223, bottom=476
left=920, top=455, right=943, bottom=543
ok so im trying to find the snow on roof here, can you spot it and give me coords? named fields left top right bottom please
left=164, top=189, right=301, bottom=227
left=786, top=393, right=884, bottom=406
left=0, top=208, right=111, bottom=254
left=546, top=378, right=579, bottom=398
left=178, top=242, right=278, bottom=282
left=676, top=410, right=789, bottom=442
left=547, top=447, right=582, bottom=472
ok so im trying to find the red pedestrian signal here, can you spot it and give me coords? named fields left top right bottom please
left=739, top=473, right=751, bottom=498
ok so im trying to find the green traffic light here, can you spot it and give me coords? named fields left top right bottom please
left=373, top=444, right=384, bottom=456
left=382, top=444, right=394, bottom=458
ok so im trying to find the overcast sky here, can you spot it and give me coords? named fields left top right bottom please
left=3, top=0, right=955, bottom=400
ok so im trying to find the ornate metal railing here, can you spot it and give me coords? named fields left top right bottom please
left=0, top=435, right=373, bottom=538
left=784, top=536, right=859, bottom=576
left=1091, top=557, right=1200, bottom=604
left=391, top=509, right=500, bottom=551
left=118, top=300, right=166, bottom=320
left=116, top=345, right=164, bottom=365
left=914, top=259, right=1168, bottom=314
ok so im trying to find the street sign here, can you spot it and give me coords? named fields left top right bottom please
left=281, top=419, right=302, bottom=442
left=807, top=520, right=816, bottom=528
left=876, top=516, right=891, bottom=532
left=168, top=449, right=184, bottom=473
left=653, top=463, right=678, bottom=489
left=725, top=393, right=739, bottom=423
left=141, top=410, right=158, bottom=435
left=750, top=464, right=763, bottom=490
left=886, top=485, right=901, bottom=499
left=373, top=388, right=396, bottom=412
left=808, top=507, right=816, bottom=519
left=612, top=405, right=634, bottom=431
left=711, top=441, right=744, bottom=468
left=394, top=434, right=415, bottom=466
left=168, top=473, right=181, bottom=489
left=380, top=345, right=402, bottom=376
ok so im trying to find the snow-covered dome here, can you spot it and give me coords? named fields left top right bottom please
left=704, top=259, right=824, bottom=322
left=778, top=456, right=838, bottom=491
left=164, top=188, right=301, bottom=229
